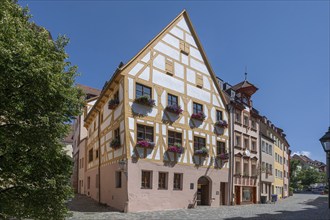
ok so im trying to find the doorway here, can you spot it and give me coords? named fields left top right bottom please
left=235, top=186, right=241, bottom=205
left=197, top=176, right=211, bottom=205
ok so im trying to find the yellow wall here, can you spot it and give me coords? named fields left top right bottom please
left=274, top=140, right=284, bottom=199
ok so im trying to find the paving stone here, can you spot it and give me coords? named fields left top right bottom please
left=67, top=193, right=330, bottom=219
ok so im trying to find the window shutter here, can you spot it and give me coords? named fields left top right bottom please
left=180, top=40, right=189, bottom=55
left=165, top=59, right=173, bottom=76
left=196, top=74, right=203, bottom=88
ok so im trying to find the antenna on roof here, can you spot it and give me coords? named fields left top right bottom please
left=244, top=66, right=248, bottom=81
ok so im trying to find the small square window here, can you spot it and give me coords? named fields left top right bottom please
left=136, top=83, right=151, bottom=99
left=137, top=124, right=154, bottom=142
left=141, top=170, right=152, bottom=189
left=217, top=141, right=226, bottom=155
left=158, top=172, right=168, bottom=190
left=168, top=94, right=178, bottom=106
left=174, top=173, right=183, bottom=190
left=115, top=171, right=122, bottom=188
left=216, top=110, right=223, bottom=121
left=193, top=102, right=203, bottom=114
left=88, top=149, right=93, bottom=162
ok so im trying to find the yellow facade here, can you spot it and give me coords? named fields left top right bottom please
left=274, top=141, right=283, bottom=199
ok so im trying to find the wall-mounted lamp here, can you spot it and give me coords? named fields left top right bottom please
left=118, top=159, right=127, bottom=172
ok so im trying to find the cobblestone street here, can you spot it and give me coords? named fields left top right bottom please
left=67, top=193, right=330, bottom=219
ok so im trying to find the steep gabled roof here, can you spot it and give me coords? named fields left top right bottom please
left=85, top=10, right=228, bottom=124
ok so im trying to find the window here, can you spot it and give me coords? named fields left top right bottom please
left=193, top=102, right=203, bottom=114
left=243, top=138, right=249, bottom=150
left=168, top=94, right=178, bottom=106
left=243, top=160, right=249, bottom=176
left=95, top=149, right=99, bottom=159
left=262, top=141, right=266, bottom=152
left=115, top=127, right=120, bottom=144
left=235, top=111, right=241, bottom=123
left=251, top=163, right=257, bottom=176
left=136, top=83, right=151, bottom=99
left=158, top=172, right=168, bottom=190
left=251, top=119, right=256, bottom=129
left=173, top=173, right=183, bottom=190
left=242, top=187, right=253, bottom=202
left=251, top=140, right=256, bottom=152
left=217, top=141, right=226, bottom=155
left=114, top=90, right=119, bottom=101
left=88, top=149, right=93, bottom=162
left=165, top=59, right=174, bottom=75
left=235, top=159, right=241, bottom=174
left=137, top=124, right=153, bottom=141
left=243, top=115, right=249, bottom=126
left=141, top=171, right=152, bottom=189
left=168, top=131, right=182, bottom=146
left=216, top=110, right=223, bottom=121
left=116, top=171, right=122, bottom=188
left=268, top=145, right=273, bottom=156
left=94, top=121, right=96, bottom=131
left=235, top=135, right=241, bottom=147
left=180, top=40, right=190, bottom=55
left=87, top=176, right=90, bottom=189
left=194, top=136, right=206, bottom=151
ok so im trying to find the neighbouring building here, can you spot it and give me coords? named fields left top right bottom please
left=259, top=117, right=275, bottom=202
left=72, top=84, right=101, bottom=193
left=218, top=77, right=261, bottom=205
left=291, top=154, right=326, bottom=173
left=262, top=117, right=290, bottom=199
left=83, top=10, right=230, bottom=212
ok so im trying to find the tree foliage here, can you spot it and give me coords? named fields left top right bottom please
left=0, top=1, right=83, bottom=219
left=290, top=159, right=327, bottom=189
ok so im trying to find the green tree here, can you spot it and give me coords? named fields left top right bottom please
left=0, top=1, right=83, bottom=219
left=298, top=168, right=321, bottom=187
left=289, top=159, right=301, bottom=189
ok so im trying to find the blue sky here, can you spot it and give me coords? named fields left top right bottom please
left=19, top=1, right=329, bottom=162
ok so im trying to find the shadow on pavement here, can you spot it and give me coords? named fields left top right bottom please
left=224, top=196, right=330, bottom=220
left=67, top=194, right=120, bottom=213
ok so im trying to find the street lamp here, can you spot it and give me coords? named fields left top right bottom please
left=319, top=127, right=330, bottom=209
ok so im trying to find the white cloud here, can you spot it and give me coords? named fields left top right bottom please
left=292, top=151, right=311, bottom=157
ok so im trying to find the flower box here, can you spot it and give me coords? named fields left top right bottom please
left=136, top=140, right=155, bottom=148
left=168, top=143, right=184, bottom=154
left=217, top=153, right=229, bottom=160
left=194, top=147, right=208, bottom=157
left=243, top=172, right=249, bottom=177
left=191, top=112, right=206, bottom=121
left=134, top=95, right=155, bottom=107
left=108, top=99, right=119, bottom=109
left=215, top=120, right=228, bottom=128
left=165, top=104, right=183, bottom=114
left=110, top=138, right=121, bottom=149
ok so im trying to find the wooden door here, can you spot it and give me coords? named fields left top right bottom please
left=220, top=182, right=226, bottom=205
left=253, top=187, right=257, bottom=204
left=235, top=186, right=241, bottom=205
left=201, top=184, right=209, bottom=205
